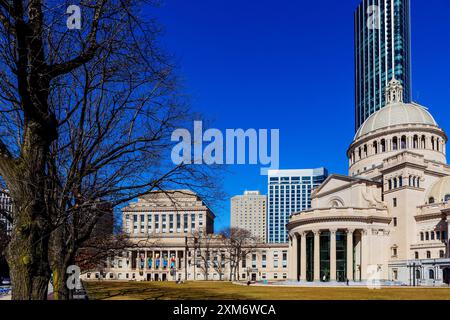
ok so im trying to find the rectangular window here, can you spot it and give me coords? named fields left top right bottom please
left=393, top=198, right=397, bottom=207
left=184, top=214, right=188, bottom=232
left=393, top=217, right=397, bottom=227
left=191, top=214, right=196, bottom=230
left=169, top=214, right=174, bottom=232
left=154, top=214, right=159, bottom=232
left=147, top=214, right=152, bottom=231
left=177, top=214, right=181, bottom=231
left=282, top=251, right=287, bottom=268
left=252, top=254, right=257, bottom=268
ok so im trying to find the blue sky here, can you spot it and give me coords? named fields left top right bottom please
left=153, top=0, right=450, bottom=230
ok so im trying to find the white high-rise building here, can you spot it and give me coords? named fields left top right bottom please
left=231, top=191, right=267, bottom=242
left=0, top=190, right=12, bottom=235
left=267, top=168, right=328, bottom=243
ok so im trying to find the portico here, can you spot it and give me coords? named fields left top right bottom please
left=289, top=227, right=364, bottom=282
left=287, top=198, right=391, bottom=283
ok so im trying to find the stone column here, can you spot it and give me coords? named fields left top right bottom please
left=330, top=229, right=337, bottom=281
left=288, top=234, right=298, bottom=281
left=361, top=229, right=369, bottom=281
left=314, top=230, right=321, bottom=281
left=346, top=229, right=354, bottom=281
left=300, top=232, right=307, bottom=281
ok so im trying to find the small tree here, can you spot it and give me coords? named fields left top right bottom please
left=220, top=228, right=257, bottom=282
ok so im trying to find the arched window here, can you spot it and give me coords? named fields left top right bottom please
left=425, top=232, right=430, bottom=241
left=429, top=197, right=435, bottom=204
left=393, top=178, right=398, bottom=189
left=399, top=177, right=403, bottom=187
left=420, top=232, right=424, bottom=241
left=409, top=176, right=412, bottom=186
left=440, top=250, right=445, bottom=258
left=393, top=137, right=398, bottom=150
left=413, top=135, right=419, bottom=149
left=381, top=139, right=386, bottom=152
left=421, top=135, right=426, bottom=149
left=358, top=147, right=362, bottom=159
left=388, top=180, right=392, bottom=190
left=431, top=137, right=435, bottom=150
left=401, top=136, right=407, bottom=149
left=364, top=144, right=368, bottom=157
left=373, top=141, right=378, bottom=154
left=429, top=269, right=435, bottom=280
left=437, top=138, right=440, bottom=151
left=412, top=177, right=416, bottom=188
left=445, top=195, right=450, bottom=202
left=416, top=177, right=420, bottom=188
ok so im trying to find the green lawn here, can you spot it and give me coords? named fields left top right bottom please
left=84, top=281, right=450, bottom=300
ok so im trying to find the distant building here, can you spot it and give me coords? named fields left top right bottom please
left=231, top=191, right=267, bottom=242
left=354, top=0, right=412, bottom=131
left=82, top=190, right=289, bottom=282
left=0, top=190, right=12, bottom=235
left=267, top=168, right=328, bottom=243
left=122, top=190, right=215, bottom=237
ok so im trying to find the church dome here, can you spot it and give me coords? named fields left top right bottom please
left=355, top=102, right=438, bottom=139
left=426, top=176, right=450, bottom=204
left=355, top=78, right=439, bottom=140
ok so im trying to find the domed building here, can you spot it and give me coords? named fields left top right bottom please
left=287, top=79, right=450, bottom=285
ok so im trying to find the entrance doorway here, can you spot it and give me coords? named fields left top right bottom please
left=147, top=274, right=152, bottom=281
left=154, top=273, right=159, bottom=281
left=162, top=273, right=167, bottom=281
left=444, top=268, right=450, bottom=285
left=251, top=273, right=257, bottom=281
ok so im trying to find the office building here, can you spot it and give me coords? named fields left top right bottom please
left=354, top=0, right=412, bottom=130
left=267, top=168, right=328, bottom=244
left=231, top=191, right=267, bottom=242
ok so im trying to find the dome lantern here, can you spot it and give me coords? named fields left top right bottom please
left=385, top=78, right=403, bottom=105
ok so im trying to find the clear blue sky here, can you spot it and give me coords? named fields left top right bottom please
left=153, top=0, right=450, bottom=230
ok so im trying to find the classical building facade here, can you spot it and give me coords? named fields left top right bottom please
left=84, top=190, right=288, bottom=282
left=231, top=191, right=266, bottom=242
left=287, top=80, right=450, bottom=286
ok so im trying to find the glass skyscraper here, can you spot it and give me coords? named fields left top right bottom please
left=354, top=0, right=412, bottom=131
left=267, top=168, right=328, bottom=243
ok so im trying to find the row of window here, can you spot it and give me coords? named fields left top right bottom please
left=125, top=213, right=204, bottom=234
left=419, top=230, right=447, bottom=242
left=351, top=134, right=443, bottom=164
left=387, top=175, right=420, bottom=190
left=414, top=250, right=446, bottom=260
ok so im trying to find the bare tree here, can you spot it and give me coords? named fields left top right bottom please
left=0, top=1, right=219, bottom=299
left=211, top=247, right=228, bottom=281
left=220, top=227, right=257, bottom=281
left=190, top=231, right=217, bottom=281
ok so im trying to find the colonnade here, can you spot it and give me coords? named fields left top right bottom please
left=289, top=229, right=367, bottom=282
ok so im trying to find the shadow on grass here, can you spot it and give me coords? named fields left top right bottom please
left=84, top=281, right=249, bottom=300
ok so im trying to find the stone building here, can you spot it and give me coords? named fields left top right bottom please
left=287, top=79, right=450, bottom=285
left=231, top=191, right=266, bottom=242
left=84, top=190, right=288, bottom=282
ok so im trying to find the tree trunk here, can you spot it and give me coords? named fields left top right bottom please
left=49, top=227, right=74, bottom=300
left=6, top=205, right=51, bottom=300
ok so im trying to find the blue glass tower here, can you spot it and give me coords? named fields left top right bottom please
left=267, top=168, right=328, bottom=243
left=354, top=0, right=412, bottom=131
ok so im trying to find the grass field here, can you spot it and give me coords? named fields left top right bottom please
left=84, top=281, right=450, bottom=300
